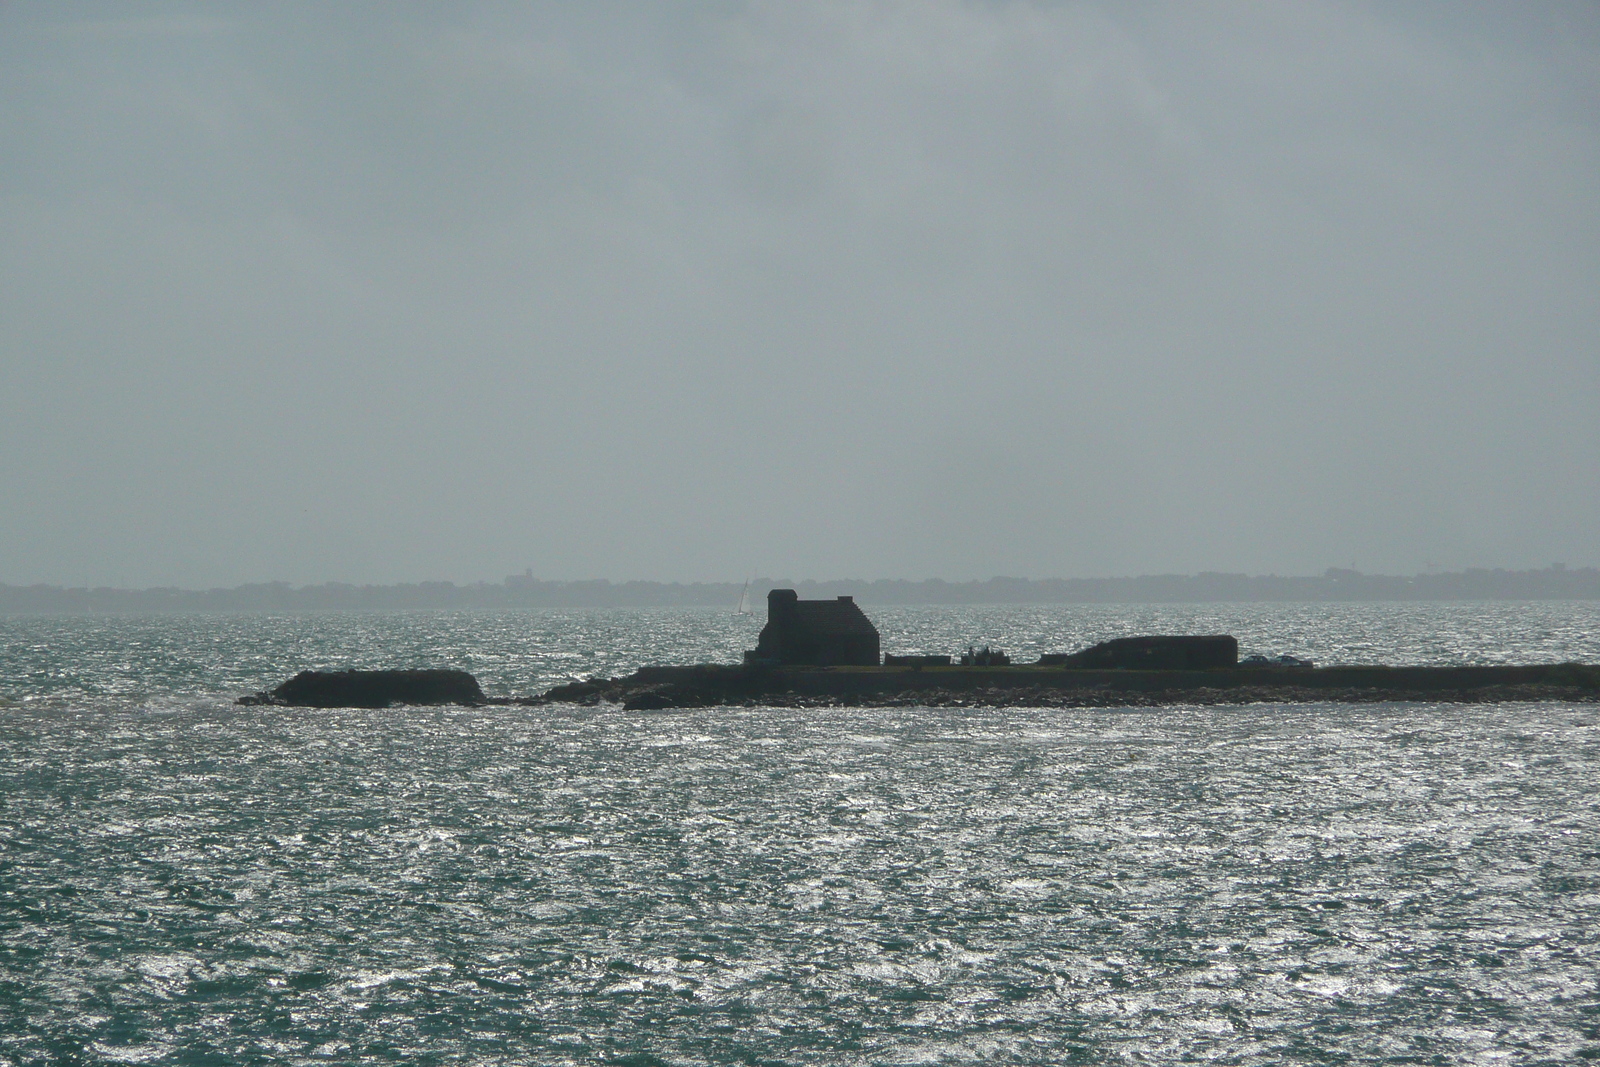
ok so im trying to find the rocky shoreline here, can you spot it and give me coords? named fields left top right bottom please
left=239, top=664, right=1600, bottom=710
left=505, top=663, right=1600, bottom=711
left=552, top=683, right=1600, bottom=711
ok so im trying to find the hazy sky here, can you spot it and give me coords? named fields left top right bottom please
left=3, top=2, right=1596, bottom=586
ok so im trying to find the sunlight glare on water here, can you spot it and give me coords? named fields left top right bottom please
left=1, top=604, right=1597, bottom=1064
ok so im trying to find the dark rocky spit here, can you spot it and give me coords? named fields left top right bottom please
left=238, top=668, right=485, bottom=708
left=240, top=664, right=1600, bottom=710
left=531, top=663, right=1600, bottom=710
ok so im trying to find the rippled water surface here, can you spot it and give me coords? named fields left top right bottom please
left=2, top=606, right=1598, bottom=1064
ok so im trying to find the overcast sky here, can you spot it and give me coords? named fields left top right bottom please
left=2, top=2, right=1596, bottom=587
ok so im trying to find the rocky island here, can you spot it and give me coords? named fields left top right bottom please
left=533, top=660, right=1600, bottom=710
left=238, top=591, right=1600, bottom=710
left=239, top=668, right=485, bottom=708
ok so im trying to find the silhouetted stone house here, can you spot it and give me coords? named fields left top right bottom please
left=745, top=589, right=881, bottom=666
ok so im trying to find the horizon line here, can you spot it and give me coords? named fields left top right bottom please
left=3, top=563, right=1594, bottom=595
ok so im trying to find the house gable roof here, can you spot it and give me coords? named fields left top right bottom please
left=781, top=597, right=878, bottom=637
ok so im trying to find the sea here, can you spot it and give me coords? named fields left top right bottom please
left=2, top=601, right=1598, bottom=1066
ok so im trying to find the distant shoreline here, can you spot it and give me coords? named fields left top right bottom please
left=2, top=566, right=1597, bottom=614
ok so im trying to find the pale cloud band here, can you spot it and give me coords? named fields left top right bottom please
left=1, top=2, right=1595, bottom=585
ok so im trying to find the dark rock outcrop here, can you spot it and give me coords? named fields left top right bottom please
left=239, top=669, right=485, bottom=708
left=1039, top=635, right=1238, bottom=670
left=622, top=688, right=675, bottom=711
left=523, top=660, right=1600, bottom=710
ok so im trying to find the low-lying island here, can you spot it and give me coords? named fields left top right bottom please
left=238, top=661, right=1600, bottom=710
left=533, top=661, right=1600, bottom=710
left=235, top=595, right=1600, bottom=709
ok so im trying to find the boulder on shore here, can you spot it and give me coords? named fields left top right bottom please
left=239, top=669, right=485, bottom=708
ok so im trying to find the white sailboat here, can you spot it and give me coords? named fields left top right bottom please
left=734, top=578, right=754, bottom=616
